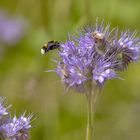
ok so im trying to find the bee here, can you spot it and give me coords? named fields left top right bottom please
left=91, top=31, right=105, bottom=44
left=91, top=31, right=105, bottom=55
left=41, top=40, right=60, bottom=54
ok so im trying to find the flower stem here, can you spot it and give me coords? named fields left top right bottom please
left=86, top=89, right=95, bottom=140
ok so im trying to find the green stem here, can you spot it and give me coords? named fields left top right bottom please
left=86, top=89, right=95, bottom=140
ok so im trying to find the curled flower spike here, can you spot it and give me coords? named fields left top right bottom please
left=112, top=30, right=140, bottom=70
left=53, top=19, right=140, bottom=91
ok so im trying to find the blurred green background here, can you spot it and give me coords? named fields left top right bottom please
left=0, top=0, right=140, bottom=140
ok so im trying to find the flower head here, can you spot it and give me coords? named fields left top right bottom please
left=0, top=113, right=33, bottom=140
left=0, top=97, right=33, bottom=140
left=53, top=19, right=140, bottom=92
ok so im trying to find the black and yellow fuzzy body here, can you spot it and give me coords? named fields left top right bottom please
left=41, top=40, right=60, bottom=54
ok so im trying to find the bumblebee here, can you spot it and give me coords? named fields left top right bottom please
left=41, top=40, right=60, bottom=54
left=92, top=31, right=105, bottom=55
left=91, top=31, right=104, bottom=44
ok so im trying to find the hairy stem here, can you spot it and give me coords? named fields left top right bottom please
left=86, top=89, right=95, bottom=140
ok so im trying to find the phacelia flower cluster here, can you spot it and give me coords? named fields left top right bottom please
left=0, top=97, right=32, bottom=140
left=55, top=19, right=140, bottom=92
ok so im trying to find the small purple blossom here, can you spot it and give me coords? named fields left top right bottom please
left=0, top=10, right=27, bottom=46
left=92, top=60, right=117, bottom=85
left=53, top=19, right=140, bottom=91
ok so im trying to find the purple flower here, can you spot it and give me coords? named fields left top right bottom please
left=0, top=113, right=32, bottom=140
left=53, top=19, right=140, bottom=92
left=46, top=20, right=140, bottom=92
left=92, top=57, right=117, bottom=85
left=0, top=10, right=27, bottom=46
left=0, top=97, right=33, bottom=140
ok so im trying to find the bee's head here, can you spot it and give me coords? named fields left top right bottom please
left=92, top=31, right=104, bottom=44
